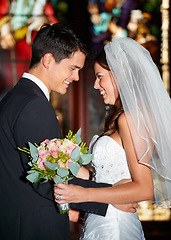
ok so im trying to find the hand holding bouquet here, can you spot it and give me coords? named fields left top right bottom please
left=18, top=128, right=93, bottom=213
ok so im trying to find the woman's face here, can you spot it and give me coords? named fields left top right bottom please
left=94, top=62, right=119, bottom=105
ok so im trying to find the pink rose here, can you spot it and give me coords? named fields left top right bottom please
left=38, top=149, right=48, bottom=157
left=58, top=144, right=68, bottom=154
left=51, top=149, right=58, bottom=158
left=66, top=145, right=77, bottom=157
left=40, top=139, right=49, bottom=147
left=37, top=150, right=49, bottom=170
left=37, top=156, right=47, bottom=170
left=48, top=140, right=57, bottom=150
left=55, top=140, right=62, bottom=147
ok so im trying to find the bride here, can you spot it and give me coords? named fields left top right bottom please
left=54, top=37, right=171, bottom=239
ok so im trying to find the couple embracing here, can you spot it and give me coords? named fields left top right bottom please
left=1, top=23, right=171, bottom=240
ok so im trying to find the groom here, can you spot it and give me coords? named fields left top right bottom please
left=0, top=23, right=115, bottom=240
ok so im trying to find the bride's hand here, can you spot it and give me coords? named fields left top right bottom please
left=54, top=183, right=87, bottom=204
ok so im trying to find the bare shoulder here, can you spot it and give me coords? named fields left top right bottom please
left=118, top=112, right=127, bottom=125
left=118, top=112, right=129, bottom=132
left=117, top=112, right=132, bottom=141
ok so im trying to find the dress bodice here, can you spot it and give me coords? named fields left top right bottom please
left=90, top=135, right=131, bottom=185
left=81, top=135, right=145, bottom=240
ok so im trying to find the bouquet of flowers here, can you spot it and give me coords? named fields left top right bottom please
left=18, top=128, right=93, bottom=213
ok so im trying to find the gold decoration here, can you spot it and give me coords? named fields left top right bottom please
left=13, top=26, right=28, bottom=41
left=161, top=0, right=170, bottom=95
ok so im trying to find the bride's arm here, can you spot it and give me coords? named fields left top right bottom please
left=76, top=166, right=90, bottom=180
left=54, top=113, right=154, bottom=205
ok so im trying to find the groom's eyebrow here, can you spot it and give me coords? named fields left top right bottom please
left=73, top=65, right=80, bottom=69
left=71, top=64, right=83, bottom=70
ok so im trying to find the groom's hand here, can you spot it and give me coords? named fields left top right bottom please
left=112, top=202, right=139, bottom=213
left=76, top=166, right=90, bottom=180
left=69, top=208, right=80, bottom=222
left=112, top=178, right=138, bottom=213
left=113, top=178, right=132, bottom=186
left=69, top=209, right=85, bottom=224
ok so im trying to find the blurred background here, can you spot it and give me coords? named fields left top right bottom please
left=0, top=0, right=170, bottom=239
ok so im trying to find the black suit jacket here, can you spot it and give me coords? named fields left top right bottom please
left=0, top=78, right=111, bottom=240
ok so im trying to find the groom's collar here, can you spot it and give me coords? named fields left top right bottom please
left=22, top=72, right=50, bottom=101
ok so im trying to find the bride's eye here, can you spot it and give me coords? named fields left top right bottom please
left=97, top=74, right=102, bottom=80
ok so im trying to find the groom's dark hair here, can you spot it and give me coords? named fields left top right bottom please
left=29, top=23, right=88, bottom=69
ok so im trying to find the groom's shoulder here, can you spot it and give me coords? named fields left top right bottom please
left=0, top=80, right=49, bottom=118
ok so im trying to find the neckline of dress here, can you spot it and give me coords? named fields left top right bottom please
left=96, top=135, right=124, bottom=150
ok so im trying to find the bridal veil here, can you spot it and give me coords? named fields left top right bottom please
left=104, top=37, right=171, bottom=208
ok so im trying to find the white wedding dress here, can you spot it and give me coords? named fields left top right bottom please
left=80, top=135, right=145, bottom=240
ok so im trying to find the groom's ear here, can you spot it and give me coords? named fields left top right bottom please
left=42, top=53, right=54, bottom=69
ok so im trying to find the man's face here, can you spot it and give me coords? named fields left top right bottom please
left=47, top=50, right=86, bottom=94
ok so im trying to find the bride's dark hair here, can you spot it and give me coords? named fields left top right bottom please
left=94, top=48, right=123, bottom=134
left=90, top=49, right=124, bottom=152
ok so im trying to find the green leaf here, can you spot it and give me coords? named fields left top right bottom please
left=42, top=178, right=49, bottom=183
left=53, top=175, right=63, bottom=184
left=28, top=161, right=33, bottom=167
left=44, top=162, right=58, bottom=170
left=66, top=130, right=73, bottom=140
left=27, top=170, right=36, bottom=174
left=70, top=147, right=80, bottom=161
left=28, top=142, right=39, bottom=162
left=75, top=128, right=82, bottom=145
left=57, top=168, right=69, bottom=178
left=81, top=154, right=94, bottom=165
left=26, top=172, right=39, bottom=183
left=69, top=162, right=80, bottom=176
